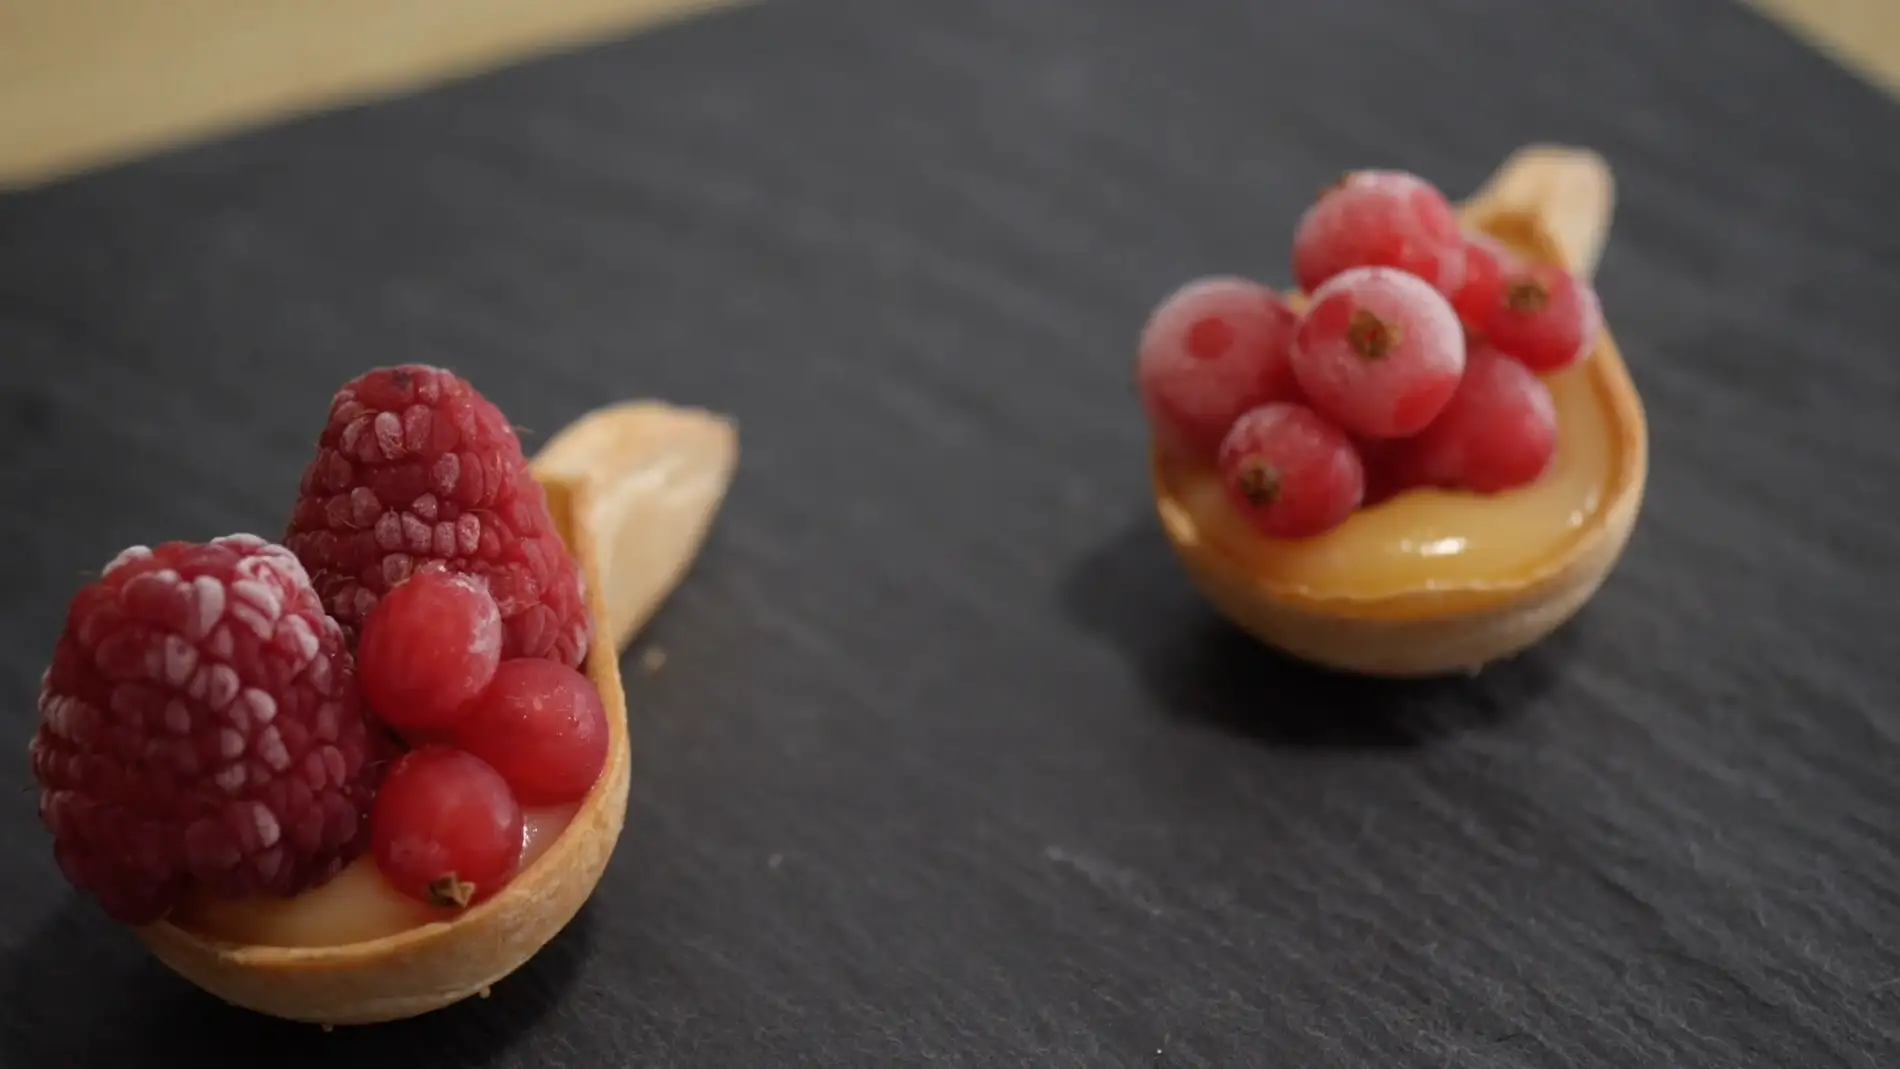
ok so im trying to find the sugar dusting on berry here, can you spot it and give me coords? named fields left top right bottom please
left=29, top=535, right=386, bottom=925
left=1291, top=170, right=1465, bottom=295
left=1291, top=267, right=1466, bottom=440
left=284, top=365, right=590, bottom=669
left=1135, top=277, right=1301, bottom=463
left=1216, top=403, right=1364, bottom=540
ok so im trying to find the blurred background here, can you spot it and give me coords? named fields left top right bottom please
left=1, top=0, right=1895, bottom=190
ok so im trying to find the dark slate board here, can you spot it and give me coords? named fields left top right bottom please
left=3, top=0, right=1898, bottom=1065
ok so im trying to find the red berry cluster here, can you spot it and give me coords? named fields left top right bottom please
left=1137, top=169, right=1602, bottom=540
left=29, top=365, right=607, bottom=925
left=357, top=570, right=607, bottom=908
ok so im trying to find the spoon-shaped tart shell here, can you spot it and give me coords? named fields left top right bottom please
left=1152, top=145, right=1648, bottom=677
left=134, top=401, right=737, bottom=1025
left=531, top=401, right=739, bottom=654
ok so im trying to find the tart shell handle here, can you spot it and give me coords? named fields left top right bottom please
left=1466, top=145, right=1615, bottom=280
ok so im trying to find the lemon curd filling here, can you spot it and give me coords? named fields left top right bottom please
left=172, top=803, right=578, bottom=948
left=1166, top=360, right=1613, bottom=598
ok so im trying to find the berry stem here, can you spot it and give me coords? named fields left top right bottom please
left=428, top=873, right=477, bottom=909
left=1346, top=310, right=1402, bottom=359
left=1505, top=278, right=1550, bottom=313
left=1237, top=462, right=1282, bottom=507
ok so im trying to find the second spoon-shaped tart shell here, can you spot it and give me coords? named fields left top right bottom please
left=1152, top=146, right=1649, bottom=677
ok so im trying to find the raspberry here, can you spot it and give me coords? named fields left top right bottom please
left=1135, top=276, right=1301, bottom=462
left=1217, top=403, right=1364, bottom=540
left=28, top=535, right=384, bottom=925
left=284, top=365, right=590, bottom=669
left=1292, top=170, right=1465, bottom=295
left=1290, top=267, right=1466, bottom=439
left=356, top=569, right=502, bottom=740
left=1479, top=262, right=1602, bottom=373
left=1385, top=344, right=1559, bottom=494
left=452, top=659, right=608, bottom=807
left=371, top=746, right=523, bottom=909
left=1447, top=234, right=1515, bottom=327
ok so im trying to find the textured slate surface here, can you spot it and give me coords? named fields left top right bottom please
left=2, top=0, right=1898, bottom=1065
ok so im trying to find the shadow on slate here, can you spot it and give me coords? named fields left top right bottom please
left=2, top=0, right=1899, bottom=1066
left=0, top=895, right=593, bottom=1068
left=1058, top=512, right=1557, bottom=749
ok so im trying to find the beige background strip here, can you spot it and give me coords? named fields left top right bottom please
left=1748, top=0, right=1900, bottom=96
left=0, top=0, right=741, bottom=190
left=0, top=0, right=1891, bottom=191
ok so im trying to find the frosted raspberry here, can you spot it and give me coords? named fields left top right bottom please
left=284, top=365, right=590, bottom=669
left=28, top=535, right=385, bottom=925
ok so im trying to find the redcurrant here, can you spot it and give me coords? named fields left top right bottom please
left=1481, top=262, right=1601, bottom=373
left=1384, top=344, right=1558, bottom=494
left=1292, top=170, right=1465, bottom=294
left=371, top=746, right=524, bottom=909
left=356, top=569, right=502, bottom=739
left=1290, top=266, right=1466, bottom=439
left=452, top=659, right=609, bottom=807
left=1136, top=276, right=1301, bottom=462
left=1216, top=403, right=1364, bottom=539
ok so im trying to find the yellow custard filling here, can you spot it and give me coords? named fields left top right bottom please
left=172, top=803, right=578, bottom=948
left=1168, top=360, right=1611, bottom=599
